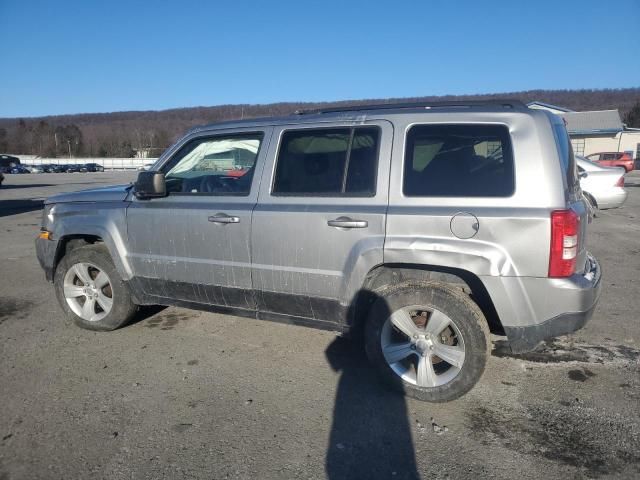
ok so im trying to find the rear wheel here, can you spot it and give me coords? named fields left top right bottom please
left=54, top=244, right=137, bottom=331
left=365, top=281, right=490, bottom=402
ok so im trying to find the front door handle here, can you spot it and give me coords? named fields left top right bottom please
left=327, top=216, right=368, bottom=229
left=208, top=213, right=240, bottom=224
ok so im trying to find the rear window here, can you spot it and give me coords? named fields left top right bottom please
left=552, top=122, right=578, bottom=192
left=273, top=127, right=379, bottom=196
left=403, top=124, right=514, bottom=197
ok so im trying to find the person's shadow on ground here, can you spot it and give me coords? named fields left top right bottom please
left=325, top=335, right=420, bottom=480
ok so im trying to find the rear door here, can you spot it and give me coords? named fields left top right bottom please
left=251, top=121, right=392, bottom=326
left=126, top=128, right=272, bottom=309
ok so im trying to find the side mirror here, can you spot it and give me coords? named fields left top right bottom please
left=578, top=171, right=588, bottom=179
left=134, top=171, right=166, bottom=199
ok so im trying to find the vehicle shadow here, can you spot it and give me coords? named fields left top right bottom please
left=127, top=305, right=168, bottom=326
left=0, top=199, right=44, bottom=217
left=325, top=292, right=420, bottom=480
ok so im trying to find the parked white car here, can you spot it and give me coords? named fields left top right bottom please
left=577, top=156, right=627, bottom=210
left=26, top=165, right=44, bottom=173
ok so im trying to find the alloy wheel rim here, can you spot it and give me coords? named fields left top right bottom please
left=380, top=305, right=465, bottom=388
left=63, top=262, right=113, bottom=322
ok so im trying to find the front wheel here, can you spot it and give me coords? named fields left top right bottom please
left=54, top=244, right=138, bottom=331
left=364, top=281, right=490, bottom=402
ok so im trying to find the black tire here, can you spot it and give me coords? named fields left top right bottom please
left=364, top=281, right=490, bottom=402
left=54, top=244, right=138, bottom=331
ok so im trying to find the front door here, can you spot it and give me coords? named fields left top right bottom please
left=126, top=128, right=272, bottom=310
left=251, top=121, right=392, bottom=326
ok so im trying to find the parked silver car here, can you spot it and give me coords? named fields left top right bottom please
left=577, top=156, right=627, bottom=210
left=36, top=100, right=601, bottom=402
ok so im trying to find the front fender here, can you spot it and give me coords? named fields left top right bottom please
left=44, top=202, right=133, bottom=280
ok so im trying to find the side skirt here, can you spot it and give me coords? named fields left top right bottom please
left=133, top=290, right=348, bottom=334
left=128, top=277, right=349, bottom=333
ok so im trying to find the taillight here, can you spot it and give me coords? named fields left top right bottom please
left=615, top=176, right=624, bottom=187
left=549, top=210, right=580, bottom=278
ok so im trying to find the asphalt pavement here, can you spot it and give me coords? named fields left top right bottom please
left=1, top=171, right=639, bottom=479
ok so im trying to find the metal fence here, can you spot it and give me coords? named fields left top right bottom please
left=20, top=157, right=158, bottom=170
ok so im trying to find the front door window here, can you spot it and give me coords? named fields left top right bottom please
left=164, top=134, right=263, bottom=195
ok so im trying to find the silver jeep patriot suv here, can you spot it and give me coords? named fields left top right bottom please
left=36, top=100, right=601, bottom=402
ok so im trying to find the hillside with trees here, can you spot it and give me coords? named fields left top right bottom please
left=1, top=88, right=639, bottom=158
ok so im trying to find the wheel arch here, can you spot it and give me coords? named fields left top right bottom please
left=54, top=234, right=103, bottom=273
left=348, top=263, right=504, bottom=336
left=53, top=229, right=131, bottom=282
left=584, top=191, right=598, bottom=209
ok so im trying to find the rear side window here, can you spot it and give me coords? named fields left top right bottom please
left=272, top=127, right=379, bottom=196
left=403, top=124, right=514, bottom=197
left=552, top=122, right=578, bottom=192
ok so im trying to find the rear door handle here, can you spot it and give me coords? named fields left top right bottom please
left=327, top=216, right=368, bottom=229
left=208, top=213, right=240, bottom=224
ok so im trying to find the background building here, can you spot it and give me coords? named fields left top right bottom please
left=528, top=101, right=640, bottom=159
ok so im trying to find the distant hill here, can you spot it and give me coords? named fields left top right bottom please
left=1, top=88, right=639, bottom=158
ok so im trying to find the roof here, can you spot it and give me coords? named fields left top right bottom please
left=558, top=110, right=624, bottom=135
left=189, top=100, right=532, bottom=133
left=295, top=99, right=528, bottom=115
left=527, top=101, right=574, bottom=113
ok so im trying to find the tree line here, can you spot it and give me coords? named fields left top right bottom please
left=0, top=120, right=170, bottom=158
left=1, top=88, right=639, bottom=158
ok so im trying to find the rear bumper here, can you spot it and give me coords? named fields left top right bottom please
left=503, top=301, right=598, bottom=353
left=483, top=253, right=602, bottom=353
left=596, top=188, right=627, bottom=210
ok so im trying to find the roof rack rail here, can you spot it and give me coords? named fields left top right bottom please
left=294, top=99, right=527, bottom=115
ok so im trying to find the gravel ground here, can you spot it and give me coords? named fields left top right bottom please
left=1, top=171, right=639, bottom=480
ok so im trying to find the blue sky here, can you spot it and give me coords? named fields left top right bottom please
left=1, top=0, right=638, bottom=118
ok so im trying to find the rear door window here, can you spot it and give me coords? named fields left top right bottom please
left=272, top=127, right=379, bottom=196
left=403, top=124, right=514, bottom=197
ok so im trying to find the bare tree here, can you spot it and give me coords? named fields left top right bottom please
left=1, top=88, right=639, bottom=157
left=624, top=101, right=640, bottom=128
left=0, top=128, right=8, bottom=153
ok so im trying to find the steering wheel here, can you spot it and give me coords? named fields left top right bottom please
left=199, top=175, right=236, bottom=193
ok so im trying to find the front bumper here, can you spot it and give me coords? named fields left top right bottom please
left=499, top=253, right=602, bottom=353
left=35, top=236, right=60, bottom=282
